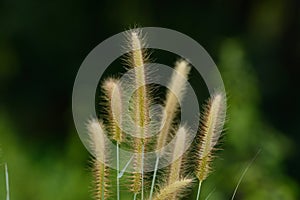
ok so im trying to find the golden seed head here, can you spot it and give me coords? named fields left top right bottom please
left=87, top=119, right=106, bottom=161
left=196, top=92, right=226, bottom=181
left=156, top=60, right=190, bottom=153
left=102, top=78, right=123, bottom=143
left=153, top=178, right=193, bottom=200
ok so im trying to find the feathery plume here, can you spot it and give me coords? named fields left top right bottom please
left=87, top=119, right=110, bottom=200
left=152, top=178, right=193, bottom=200
left=130, top=30, right=149, bottom=134
left=127, top=30, right=150, bottom=199
left=167, top=126, right=188, bottom=200
left=195, top=92, right=226, bottom=200
left=168, top=126, right=187, bottom=185
left=156, top=59, right=190, bottom=153
left=196, top=92, right=225, bottom=181
left=102, top=78, right=123, bottom=143
left=149, top=60, right=190, bottom=200
left=102, top=78, right=123, bottom=200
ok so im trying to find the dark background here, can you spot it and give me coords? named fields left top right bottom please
left=0, top=0, right=299, bottom=199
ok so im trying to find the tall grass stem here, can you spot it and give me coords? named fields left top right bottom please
left=118, top=155, right=134, bottom=178
left=5, top=163, right=9, bottom=200
left=117, top=143, right=120, bottom=200
left=149, top=155, right=160, bottom=200
left=196, top=181, right=202, bottom=200
left=141, top=144, right=144, bottom=200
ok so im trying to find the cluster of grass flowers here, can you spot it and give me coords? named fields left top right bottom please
left=86, top=29, right=226, bottom=200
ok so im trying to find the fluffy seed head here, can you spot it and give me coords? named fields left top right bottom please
left=126, top=30, right=149, bottom=195
left=167, top=59, right=191, bottom=105
left=87, top=119, right=110, bottom=200
left=196, top=92, right=226, bottom=181
left=87, top=119, right=106, bottom=161
left=168, top=126, right=188, bottom=184
left=152, top=178, right=193, bottom=200
left=156, top=60, right=190, bottom=154
left=130, top=30, right=146, bottom=68
left=102, top=78, right=123, bottom=143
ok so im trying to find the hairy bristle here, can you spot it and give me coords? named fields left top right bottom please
left=128, top=30, right=149, bottom=197
left=196, top=92, right=226, bottom=181
left=87, top=119, right=110, bottom=200
left=131, top=138, right=143, bottom=194
left=168, top=126, right=187, bottom=184
left=127, top=30, right=150, bottom=135
left=168, top=126, right=188, bottom=199
left=156, top=60, right=190, bottom=153
left=131, top=172, right=142, bottom=194
left=152, top=178, right=193, bottom=200
left=87, top=119, right=106, bottom=161
left=102, top=78, right=123, bottom=143
left=93, top=159, right=110, bottom=200
left=131, top=31, right=144, bottom=68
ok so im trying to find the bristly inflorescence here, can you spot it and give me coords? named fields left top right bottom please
left=152, top=178, right=193, bottom=200
left=87, top=119, right=110, bottom=200
left=86, top=28, right=226, bottom=200
left=102, top=78, right=123, bottom=144
left=195, top=92, right=226, bottom=200
left=156, top=60, right=191, bottom=154
left=196, top=93, right=226, bottom=181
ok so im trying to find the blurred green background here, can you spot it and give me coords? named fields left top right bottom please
left=0, top=0, right=300, bottom=199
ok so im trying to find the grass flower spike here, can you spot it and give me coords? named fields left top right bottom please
left=149, top=60, right=190, bottom=200
left=168, top=126, right=188, bottom=199
left=152, top=178, right=193, bottom=200
left=128, top=30, right=150, bottom=200
left=195, top=92, right=226, bottom=200
left=168, top=126, right=188, bottom=184
left=102, top=78, right=123, bottom=144
left=102, top=78, right=123, bottom=200
left=87, top=119, right=110, bottom=200
left=156, top=60, right=190, bottom=153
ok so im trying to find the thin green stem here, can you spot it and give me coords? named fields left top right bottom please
left=149, top=155, right=160, bottom=200
left=118, top=155, right=134, bottom=178
left=196, top=181, right=202, bottom=200
left=231, top=149, right=261, bottom=200
left=133, top=193, right=137, bottom=200
left=141, top=144, right=144, bottom=200
left=5, top=163, right=9, bottom=200
left=117, top=143, right=120, bottom=200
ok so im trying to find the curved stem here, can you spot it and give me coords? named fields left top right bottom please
left=231, top=149, right=261, bottom=200
left=196, top=181, right=202, bottom=200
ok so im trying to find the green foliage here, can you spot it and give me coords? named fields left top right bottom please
left=0, top=113, right=90, bottom=200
